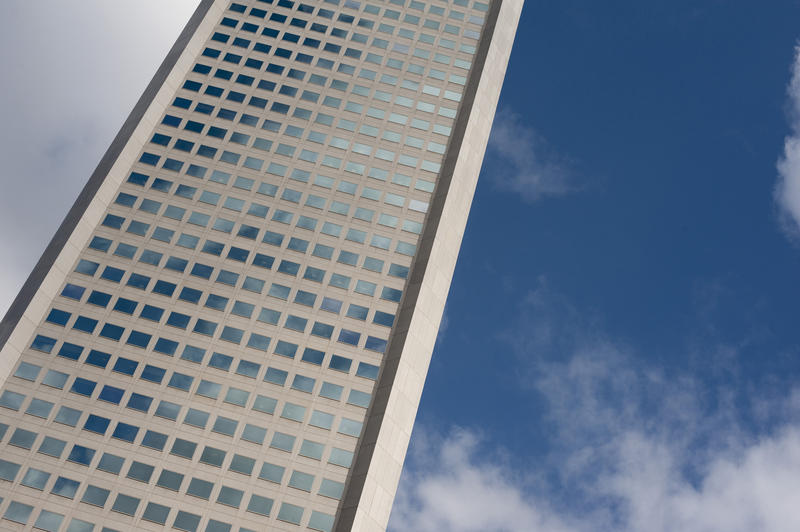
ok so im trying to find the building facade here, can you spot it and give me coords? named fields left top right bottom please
left=0, top=0, right=521, bottom=530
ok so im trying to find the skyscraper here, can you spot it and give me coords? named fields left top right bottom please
left=0, top=0, right=520, bottom=530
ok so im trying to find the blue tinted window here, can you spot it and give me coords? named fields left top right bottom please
left=166, top=312, right=191, bottom=329
left=338, top=329, right=361, bottom=346
left=178, top=287, right=202, bottom=303
left=228, top=246, right=249, bottom=262
left=301, top=348, right=325, bottom=365
left=205, top=294, right=229, bottom=311
left=112, top=422, right=139, bottom=442
left=164, top=256, right=187, bottom=271
left=127, top=393, right=153, bottom=412
left=365, top=336, right=387, bottom=353
left=274, top=340, right=298, bottom=359
left=381, top=286, right=403, bottom=302
left=141, top=430, right=168, bottom=450
left=252, top=253, right=274, bottom=269
left=247, top=333, right=270, bottom=351
left=57, top=342, right=83, bottom=360
left=113, top=298, right=137, bottom=314
left=162, top=114, right=182, bottom=127
left=154, top=337, right=178, bottom=355
left=84, top=415, right=111, bottom=434
left=109, top=358, right=136, bottom=377
left=99, top=385, right=124, bottom=404
left=181, top=345, right=206, bottom=363
left=100, top=266, right=124, bottom=282
left=311, top=322, right=334, bottom=339
left=140, top=304, right=164, bottom=322
left=221, top=326, right=244, bottom=344
left=127, top=273, right=151, bottom=290
left=75, top=259, right=99, bottom=276
left=68, top=445, right=96, bottom=466
left=346, top=304, right=369, bottom=320
left=194, top=319, right=218, bottom=336
left=89, top=236, right=112, bottom=252
left=152, top=280, right=176, bottom=296
left=329, top=355, right=352, bottom=373
left=126, top=330, right=151, bottom=348
left=203, top=240, right=225, bottom=256
left=99, top=323, right=124, bottom=341
left=209, top=353, right=233, bottom=371
left=141, top=365, right=165, bottom=383
left=236, top=360, right=261, bottom=378
left=320, top=297, right=342, bottom=313
left=356, top=362, right=379, bottom=380
left=71, top=378, right=97, bottom=396
left=191, top=263, right=213, bottom=279
left=243, top=276, right=265, bottom=293
left=85, top=349, right=111, bottom=367
left=46, top=308, right=71, bottom=326
left=74, top=294, right=103, bottom=317
left=60, top=283, right=85, bottom=300
left=168, top=372, right=194, bottom=391
left=264, top=367, right=288, bottom=386
left=292, top=374, right=316, bottom=393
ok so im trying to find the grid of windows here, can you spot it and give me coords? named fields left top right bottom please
left=0, top=0, right=496, bottom=529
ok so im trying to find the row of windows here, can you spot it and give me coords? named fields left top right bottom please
left=89, top=207, right=407, bottom=301
left=134, top=138, right=432, bottom=225
left=80, top=237, right=398, bottom=351
left=68, top=260, right=392, bottom=357
left=67, top=262, right=396, bottom=327
left=245, top=0, right=488, bottom=16
left=1, top=490, right=333, bottom=532
left=164, top=86, right=451, bottom=159
left=189, top=43, right=461, bottom=153
left=1, top=384, right=361, bottom=444
left=193, top=23, right=465, bottom=122
left=119, top=170, right=416, bottom=286
left=215, top=13, right=474, bottom=101
left=113, top=174, right=422, bottom=257
left=233, top=0, right=483, bottom=44
left=60, top=278, right=386, bottom=379
left=166, top=91, right=447, bottom=172
left=25, top=333, right=377, bottom=419
left=209, top=17, right=476, bottom=81
left=117, top=179, right=423, bottom=262
left=47, top=287, right=388, bottom=353
left=247, top=0, right=487, bottom=28
left=0, top=407, right=347, bottom=496
left=0, top=424, right=338, bottom=531
left=161, top=109, right=440, bottom=192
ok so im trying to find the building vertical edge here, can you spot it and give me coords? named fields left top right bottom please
left=0, top=0, right=221, bottom=386
left=333, top=1, right=523, bottom=530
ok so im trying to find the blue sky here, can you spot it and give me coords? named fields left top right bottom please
left=4, top=2, right=800, bottom=530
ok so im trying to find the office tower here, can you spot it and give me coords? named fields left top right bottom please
left=0, top=0, right=521, bottom=530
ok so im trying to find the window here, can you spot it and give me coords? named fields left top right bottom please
left=82, top=485, right=111, bottom=507
left=111, top=494, right=140, bottom=516
left=259, top=462, right=285, bottom=484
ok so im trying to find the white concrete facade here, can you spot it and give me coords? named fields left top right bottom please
left=0, top=1, right=520, bottom=531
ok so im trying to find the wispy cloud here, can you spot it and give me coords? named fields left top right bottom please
left=775, top=44, right=800, bottom=239
left=391, top=280, right=800, bottom=532
left=487, top=110, right=577, bottom=202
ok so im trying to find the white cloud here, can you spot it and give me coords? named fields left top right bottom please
left=391, top=429, right=579, bottom=532
left=392, top=373, right=800, bottom=532
left=390, top=281, right=800, bottom=532
left=487, top=110, right=576, bottom=202
left=0, top=1, right=199, bottom=317
left=775, top=44, right=800, bottom=238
